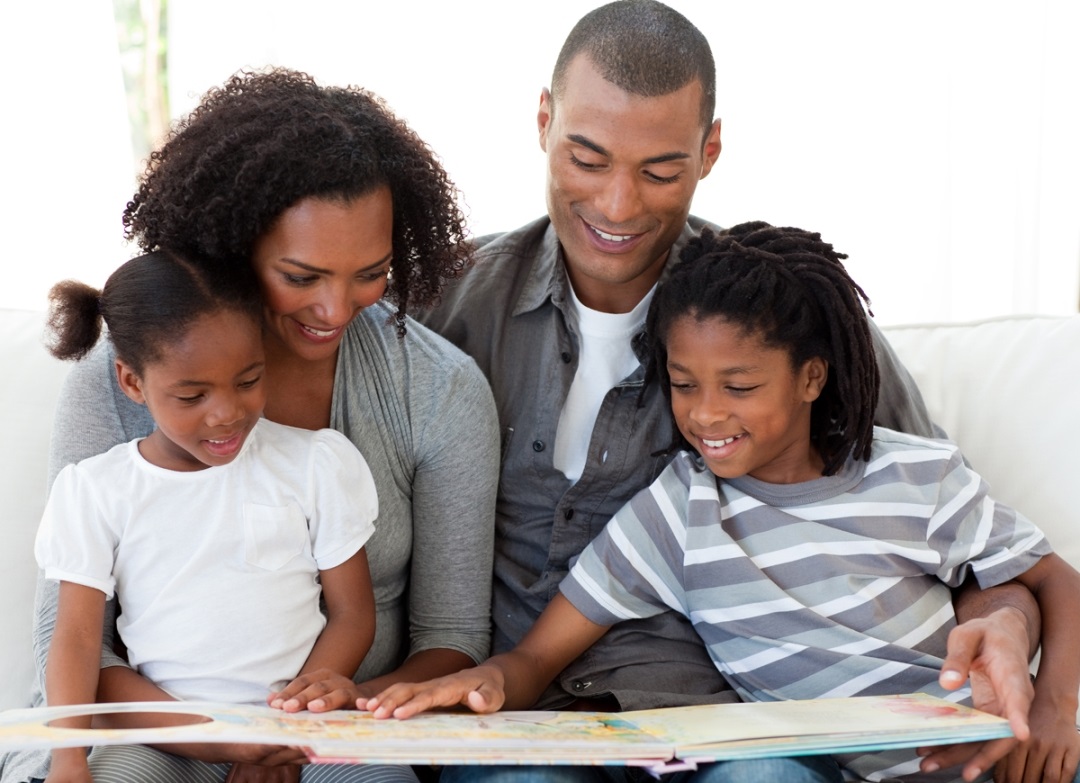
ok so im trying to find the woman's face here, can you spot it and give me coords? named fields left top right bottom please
left=252, top=188, right=393, bottom=364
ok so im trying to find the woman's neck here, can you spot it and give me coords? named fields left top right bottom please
left=261, top=334, right=337, bottom=431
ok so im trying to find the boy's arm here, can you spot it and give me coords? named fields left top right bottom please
left=46, top=582, right=106, bottom=782
left=366, top=593, right=610, bottom=719
left=270, top=549, right=375, bottom=712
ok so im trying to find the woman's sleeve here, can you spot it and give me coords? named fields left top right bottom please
left=36, top=343, right=152, bottom=683
left=406, top=353, right=499, bottom=665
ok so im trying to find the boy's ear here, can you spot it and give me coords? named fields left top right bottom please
left=802, top=357, right=829, bottom=402
left=115, top=359, right=147, bottom=405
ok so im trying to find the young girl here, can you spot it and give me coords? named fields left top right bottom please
left=362, top=223, right=1080, bottom=783
left=36, top=251, right=411, bottom=783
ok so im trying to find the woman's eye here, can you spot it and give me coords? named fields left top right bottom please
left=238, top=376, right=262, bottom=389
left=284, top=273, right=316, bottom=286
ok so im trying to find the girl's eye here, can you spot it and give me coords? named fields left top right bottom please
left=176, top=394, right=203, bottom=404
left=670, top=382, right=695, bottom=393
left=727, top=385, right=759, bottom=395
left=238, top=376, right=262, bottom=390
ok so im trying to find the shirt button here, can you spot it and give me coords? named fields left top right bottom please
left=533, top=440, right=545, bottom=452
left=561, top=351, right=572, bottom=363
left=564, top=508, right=574, bottom=520
left=571, top=680, right=590, bottom=692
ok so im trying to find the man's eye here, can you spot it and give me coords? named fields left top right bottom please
left=569, top=154, right=602, bottom=170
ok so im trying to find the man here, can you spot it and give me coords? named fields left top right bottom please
left=419, top=2, right=1052, bottom=781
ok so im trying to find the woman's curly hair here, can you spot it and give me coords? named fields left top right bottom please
left=123, top=67, right=470, bottom=331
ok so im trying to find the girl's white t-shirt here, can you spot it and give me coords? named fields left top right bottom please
left=553, top=284, right=655, bottom=482
left=35, top=418, right=377, bottom=704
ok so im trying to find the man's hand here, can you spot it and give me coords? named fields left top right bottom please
left=993, top=684, right=1080, bottom=783
left=268, top=669, right=361, bottom=713
left=919, top=608, right=1033, bottom=781
left=363, top=664, right=508, bottom=720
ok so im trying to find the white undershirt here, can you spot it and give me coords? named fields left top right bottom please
left=553, top=284, right=655, bottom=482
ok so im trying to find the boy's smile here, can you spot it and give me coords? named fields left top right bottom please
left=665, top=313, right=827, bottom=485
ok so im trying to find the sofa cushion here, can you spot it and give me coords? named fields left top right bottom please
left=883, top=315, right=1080, bottom=573
left=0, top=310, right=69, bottom=710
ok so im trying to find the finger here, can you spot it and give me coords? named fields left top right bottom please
left=268, top=673, right=320, bottom=708
left=939, top=625, right=980, bottom=690
left=962, top=737, right=1022, bottom=782
left=279, top=680, right=355, bottom=713
left=919, top=738, right=1018, bottom=780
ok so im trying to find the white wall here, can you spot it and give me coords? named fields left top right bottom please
left=0, top=0, right=135, bottom=312
left=6, top=0, right=1079, bottom=325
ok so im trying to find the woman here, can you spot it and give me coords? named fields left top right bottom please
left=4, top=68, right=498, bottom=783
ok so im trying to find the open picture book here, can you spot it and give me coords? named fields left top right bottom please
left=0, top=693, right=1011, bottom=772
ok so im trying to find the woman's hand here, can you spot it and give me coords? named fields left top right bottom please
left=268, top=668, right=362, bottom=713
left=363, top=664, right=507, bottom=720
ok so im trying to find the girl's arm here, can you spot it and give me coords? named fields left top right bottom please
left=45, top=582, right=106, bottom=783
left=365, top=593, right=610, bottom=719
left=270, top=548, right=376, bottom=712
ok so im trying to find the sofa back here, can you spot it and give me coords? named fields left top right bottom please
left=1, top=309, right=1077, bottom=711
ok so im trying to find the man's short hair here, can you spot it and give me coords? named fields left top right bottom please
left=552, top=0, right=716, bottom=134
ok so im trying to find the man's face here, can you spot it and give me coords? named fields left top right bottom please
left=539, top=55, right=721, bottom=313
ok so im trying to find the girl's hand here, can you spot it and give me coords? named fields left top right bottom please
left=363, top=664, right=507, bottom=720
left=225, top=761, right=301, bottom=783
left=268, top=668, right=361, bottom=713
left=45, top=748, right=93, bottom=783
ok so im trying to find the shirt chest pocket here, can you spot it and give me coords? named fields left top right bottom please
left=243, top=502, right=309, bottom=571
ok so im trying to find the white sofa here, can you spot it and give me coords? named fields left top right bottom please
left=2, top=308, right=1078, bottom=712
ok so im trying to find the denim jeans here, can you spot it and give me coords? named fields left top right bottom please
left=438, top=756, right=842, bottom=783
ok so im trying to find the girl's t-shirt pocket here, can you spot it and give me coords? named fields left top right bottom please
left=243, top=502, right=309, bottom=570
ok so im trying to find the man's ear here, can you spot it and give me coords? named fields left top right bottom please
left=538, top=88, right=553, bottom=153
left=115, top=359, right=147, bottom=405
left=802, top=357, right=828, bottom=402
left=699, top=118, right=722, bottom=179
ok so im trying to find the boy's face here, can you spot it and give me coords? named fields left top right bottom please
left=538, top=55, right=721, bottom=314
left=665, top=314, right=827, bottom=485
left=117, top=309, right=266, bottom=471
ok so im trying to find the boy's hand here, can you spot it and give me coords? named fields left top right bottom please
left=45, top=748, right=93, bottom=783
left=225, top=761, right=301, bottom=783
left=268, top=668, right=360, bottom=713
left=363, top=664, right=507, bottom=719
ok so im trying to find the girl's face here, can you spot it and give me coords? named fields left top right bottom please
left=252, top=188, right=394, bottom=366
left=116, top=309, right=266, bottom=472
left=665, top=314, right=828, bottom=484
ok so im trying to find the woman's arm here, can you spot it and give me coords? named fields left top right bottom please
left=366, top=349, right=499, bottom=694
left=366, top=593, right=609, bottom=719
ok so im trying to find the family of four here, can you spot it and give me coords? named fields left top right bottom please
left=2, top=3, right=1077, bottom=783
